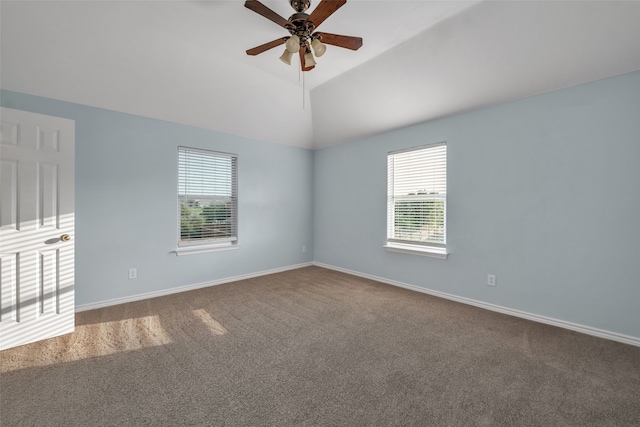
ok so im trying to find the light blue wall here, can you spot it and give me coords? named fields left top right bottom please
left=3, top=71, right=639, bottom=339
left=1, top=90, right=314, bottom=306
left=314, top=71, right=640, bottom=338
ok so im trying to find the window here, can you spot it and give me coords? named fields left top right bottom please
left=386, top=142, right=447, bottom=258
left=177, top=146, right=238, bottom=254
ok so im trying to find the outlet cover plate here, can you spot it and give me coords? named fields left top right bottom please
left=487, top=274, right=496, bottom=286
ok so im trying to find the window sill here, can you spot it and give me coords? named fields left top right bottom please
left=384, top=243, right=448, bottom=259
left=175, top=243, right=239, bottom=256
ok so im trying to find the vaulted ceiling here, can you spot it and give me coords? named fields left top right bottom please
left=2, top=1, right=640, bottom=149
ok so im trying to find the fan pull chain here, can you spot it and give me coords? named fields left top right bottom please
left=297, top=57, right=304, bottom=109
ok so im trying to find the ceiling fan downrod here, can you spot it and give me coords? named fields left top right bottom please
left=290, top=0, right=311, bottom=13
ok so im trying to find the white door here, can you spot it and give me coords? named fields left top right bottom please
left=0, top=107, right=75, bottom=351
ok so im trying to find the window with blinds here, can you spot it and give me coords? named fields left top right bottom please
left=178, top=146, right=237, bottom=247
left=387, top=142, right=447, bottom=253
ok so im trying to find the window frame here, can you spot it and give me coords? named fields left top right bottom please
left=385, top=142, right=448, bottom=259
left=175, top=146, right=238, bottom=256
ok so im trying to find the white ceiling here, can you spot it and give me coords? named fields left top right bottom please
left=2, top=1, right=640, bottom=149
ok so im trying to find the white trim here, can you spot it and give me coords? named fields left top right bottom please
left=313, top=262, right=640, bottom=348
left=178, top=145, right=237, bottom=159
left=76, top=263, right=313, bottom=312
left=174, top=243, right=239, bottom=256
left=389, top=141, right=447, bottom=155
left=384, top=243, right=448, bottom=259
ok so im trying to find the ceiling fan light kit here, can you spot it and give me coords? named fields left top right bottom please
left=311, top=38, right=326, bottom=57
left=304, top=51, right=317, bottom=68
left=245, top=0, right=363, bottom=71
left=286, top=34, right=301, bottom=53
left=279, top=49, right=293, bottom=65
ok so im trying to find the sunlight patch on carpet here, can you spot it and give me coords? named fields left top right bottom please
left=0, top=314, right=173, bottom=373
left=193, top=309, right=227, bottom=336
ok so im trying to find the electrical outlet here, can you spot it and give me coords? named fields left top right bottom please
left=487, top=274, right=496, bottom=287
left=128, top=268, right=137, bottom=280
left=302, top=246, right=306, bottom=253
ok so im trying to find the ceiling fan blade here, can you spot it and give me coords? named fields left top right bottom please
left=315, top=32, right=363, bottom=50
left=307, top=0, right=347, bottom=29
left=246, top=37, right=288, bottom=56
left=299, top=48, right=315, bottom=72
left=244, top=0, right=291, bottom=29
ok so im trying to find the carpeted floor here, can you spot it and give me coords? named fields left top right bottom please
left=1, top=266, right=639, bottom=426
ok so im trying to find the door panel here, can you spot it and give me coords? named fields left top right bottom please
left=0, top=160, right=18, bottom=230
left=0, top=107, right=75, bottom=350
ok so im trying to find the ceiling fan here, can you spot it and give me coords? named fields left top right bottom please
left=245, top=0, right=363, bottom=71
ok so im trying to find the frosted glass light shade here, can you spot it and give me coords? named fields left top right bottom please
left=279, top=49, right=293, bottom=65
left=311, top=39, right=326, bottom=57
left=304, top=52, right=316, bottom=67
left=285, top=35, right=300, bottom=53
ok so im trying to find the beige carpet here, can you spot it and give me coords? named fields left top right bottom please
left=1, top=266, right=639, bottom=426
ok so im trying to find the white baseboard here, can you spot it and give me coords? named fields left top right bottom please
left=76, top=262, right=313, bottom=312
left=313, top=262, right=640, bottom=348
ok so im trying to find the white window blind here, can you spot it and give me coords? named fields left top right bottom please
left=178, top=146, right=237, bottom=247
left=387, top=142, right=447, bottom=249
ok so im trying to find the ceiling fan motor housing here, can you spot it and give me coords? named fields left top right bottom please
left=288, top=12, right=316, bottom=46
